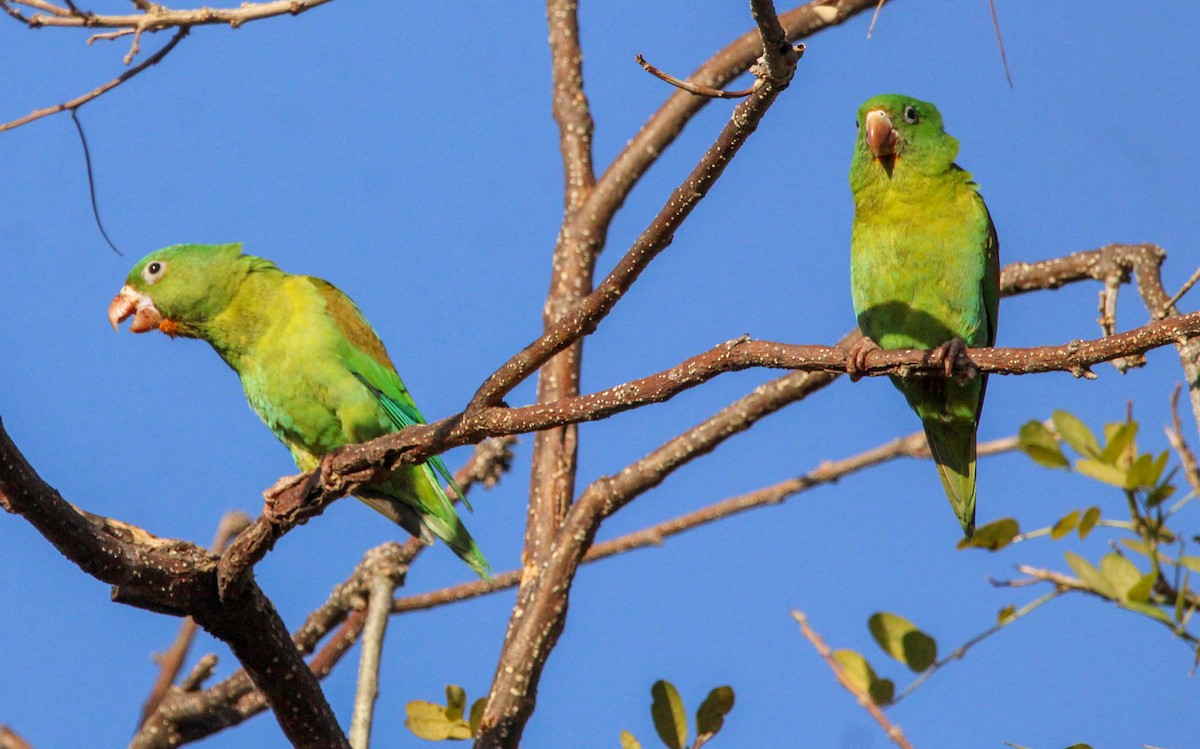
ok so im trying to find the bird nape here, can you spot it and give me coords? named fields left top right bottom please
left=846, top=95, right=1000, bottom=538
left=108, top=242, right=491, bottom=579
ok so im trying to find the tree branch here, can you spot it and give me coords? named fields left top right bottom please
left=137, top=510, right=251, bottom=729
left=389, top=432, right=1020, bottom=614
left=0, top=0, right=332, bottom=30
left=0, top=26, right=188, bottom=133
left=792, top=610, right=915, bottom=749
left=0, top=419, right=350, bottom=748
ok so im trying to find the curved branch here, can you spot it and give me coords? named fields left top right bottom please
left=0, top=26, right=188, bottom=132
left=0, top=419, right=349, bottom=749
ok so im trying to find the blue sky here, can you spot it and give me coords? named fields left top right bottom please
left=3, top=1, right=1199, bottom=747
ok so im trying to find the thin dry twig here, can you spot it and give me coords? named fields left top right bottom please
left=349, top=553, right=405, bottom=749
left=0, top=0, right=332, bottom=29
left=1164, top=265, right=1200, bottom=317
left=390, top=432, right=1020, bottom=614
left=0, top=26, right=188, bottom=132
left=792, top=610, right=915, bottom=749
left=891, top=589, right=1064, bottom=704
left=635, top=53, right=758, bottom=99
left=1167, top=385, right=1200, bottom=502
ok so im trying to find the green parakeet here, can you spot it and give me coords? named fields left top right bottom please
left=847, top=94, right=999, bottom=537
left=108, top=243, right=490, bottom=577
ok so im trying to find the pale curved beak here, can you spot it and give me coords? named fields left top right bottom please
left=108, top=285, right=162, bottom=334
left=865, top=109, right=898, bottom=159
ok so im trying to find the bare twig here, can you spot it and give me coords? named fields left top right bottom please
left=1167, top=385, right=1200, bottom=503
left=635, top=53, right=758, bottom=99
left=1164, top=265, right=1200, bottom=317
left=988, top=0, right=1014, bottom=87
left=891, top=590, right=1064, bottom=704
left=0, top=0, right=332, bottom=29
left=349, top=550, right=406, bottom=749
left=0, top=27, right=188, bottom=133
left=390, top=432, right=1019, bottom=614
left=792, top=610, right=915, bottom=749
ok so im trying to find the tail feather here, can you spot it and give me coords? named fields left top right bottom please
left=358, top=462, right=492, bottom=580
left=922, top=418, right=977, bottom=538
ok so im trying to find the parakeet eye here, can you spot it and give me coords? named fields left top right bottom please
left=903, top=106, right=920, bottom=124
left=143, top=261, right=167, bottom=284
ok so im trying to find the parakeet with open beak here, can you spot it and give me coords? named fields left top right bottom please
left=109, top=243, right=490, bottom=577
left=846, top=94, right=999, bottom=537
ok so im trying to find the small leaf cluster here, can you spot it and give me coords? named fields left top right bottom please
left=405, top=685, right=485, bottom=741
left=621, top=680, right=735, bottom=749
left=830, top=612, right=937, bottom=707
left=1002, top=410, right=1200, bottom=650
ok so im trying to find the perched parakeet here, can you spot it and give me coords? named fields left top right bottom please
left=108, top=243, right=490, bottom=577
left=847, top=94, right=999, bottom=537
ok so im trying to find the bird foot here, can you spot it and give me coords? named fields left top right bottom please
left=928, top=338, right=977, bottom=384
left=846, top=336, right=882, bottom=382
left=262, top=473, right=308, bottom=516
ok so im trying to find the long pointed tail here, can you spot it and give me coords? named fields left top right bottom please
left=410, top=463, right=492, bottom=580
left=922, top=418, right=977, bottom=538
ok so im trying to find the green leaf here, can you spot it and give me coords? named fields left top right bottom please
left=620, top=730, right=643, bottom=749
left=1053, top=410, right=1101, bottom=458
left=445, top=685, right=467, bottom=722
left=997, top=605, right=1017, bottom=625
left=1147, top=450, right=1170, bottom=487
left=468, top=698, right=486, bottom=737
left=1078, top=506, right=1101, bottom=538
left=1099, top=422, right=1138, bottom=464
left=406, top=701, right=458, bottom=741
left=1050, top=510, right=1080, bottom=540
left=1075, top=458, right=1128, bottom=488
left=1146, top=477, right=1178, bottom=508
left=957, top=518, right=1020, bottom=551
left=1100, top=553, right=1142, bottom=601
left=832, top=650, right=893, bottom=706
left=1175, top=574, right=1190, bottom=623
left=650, top=680, right=687, bottom=749
left=1179, top=556, right=1200, bottom=574
left=1065, top=552, right=1115, bottom=597
left=1120, top=539, right=1153, bottom=557
left=695, top=686, right=735, bottom=739
left=1125, top=453, right=1154, bottom=490
left=1123, top=601, right=1173, bottom=624
left=1018, top=420, right=1069, bottom=468
left=867, top=612, right=937, bottom=672
left=1126, top=569, right=1158, bottom=604
left=1063, top=744, right=1095, bottom=749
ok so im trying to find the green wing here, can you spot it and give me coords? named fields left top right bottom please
left=350, top=370, right=472, bottom=512
left=306, top=276, right=470, bottom=510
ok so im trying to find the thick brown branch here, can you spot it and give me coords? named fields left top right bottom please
left=0, top=420, right=349, bottom=748
left=134, top=440, right=514, bottom=746
left=137, top=510, right=251, bottom=729
left=216, top=300, right=1200, bottom=598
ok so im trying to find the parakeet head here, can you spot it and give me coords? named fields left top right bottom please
left=851, top=94, right=960, bottom=182
left=108, top=243, right=258, bottom=338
